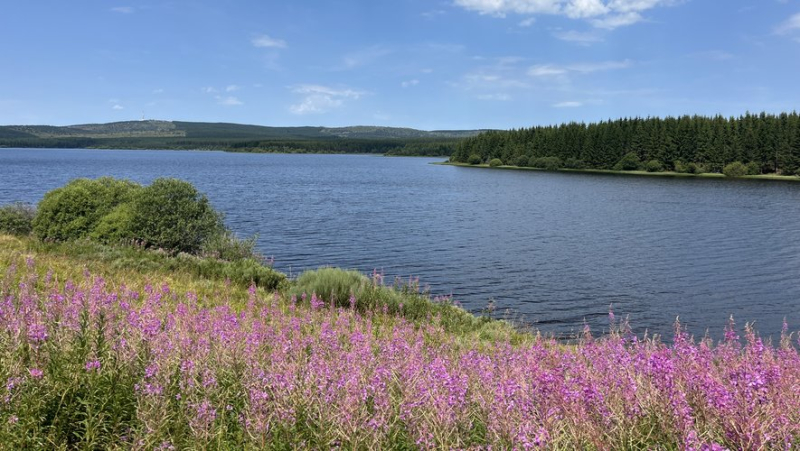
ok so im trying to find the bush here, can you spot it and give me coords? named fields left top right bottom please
left=688, top=163, right=705, bottom=175
left=200, top=230, right=261, bottom=262
left=32, top=178, right=141, bottom=242
left=723, top=161, right=748, bottom=177
left=531, top=157, right=563, bottom=171
left=746, top=162, right=761, bottom=175
left=0, top=202, right=36, bottom=236
left=90, top=203, right=136, bottom=244
left=673, top=160, right=687, bottom=173
left=613, top=152, right=641, bottom=171
left=467, top=154, right=482, bottom=165
left=291, top=267, right=370, bottom=306
left=488, top=158, right=503, bottom=167
left=645, top=160, right=663, bottom=172
left=127, top=178, right=224, bottom=254
left=564, top=158, right=586, bottom=169
left=514, top=155, right=529, bottom=167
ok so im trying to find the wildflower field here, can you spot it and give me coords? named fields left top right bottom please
left=1, top=244, right=799, bottom=449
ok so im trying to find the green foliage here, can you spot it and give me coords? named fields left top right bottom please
left=32, top=177, right=141, bottom=242
left=674, top=160, right=687, bottom=173
left=645, top=160, right=663, bottom=172
left=0, top=203, right=36, bottom=236
left=291, top=267, right=369, bottom=305
left=687, top=163, right=705, bottom=175
left=613, top=152, right=641, bottom=171
left=89, top=203, right=136, bottom=244
left=468, top=154, right=482, bottom=165
left=514, top=155, right=529, bottom=167
left=200, top=230, right=261, bottom=262
left=449, top=112, right=800, bottom=176
left=746, top=162, right=761, bottom=175
left=564, top=158, right=586, bottom=169
left=488, top=158, right=503, bottom=167
left=127, top=178, right=224, bottom=254
left=723, top=161, right=748, bottom=177
left=531, top=157, right=563, bottom=171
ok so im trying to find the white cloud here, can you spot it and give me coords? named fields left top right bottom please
left=519, top=17, right=537, bottom=26
left=201, top=86, right=218, bottom=94
left=422, top=10, right=446, bottom=19
left=111, top=6, right=134, bottom=14
left=453, top=0, right=677, bottom=29
left=553, top=101, right=583, bottom=107
left=226, top=84, right=240, bottom=92
left=341, top=46, right=392, bottom=69
left=401, top=79, right=420, bottom=88
left=216, top=96, right=243, bottom=106
left=478, top=93, right=512, bottom=101
left=251, top=34, right=286, bottom=49
left=529, top=59, right=632, bottom=77
left=776, top=13, right=800, bottom=35
left=591, top=11, right=642, bottom=29
left=112, top=104, right=124, bottom=110
left=289, top=85, right=364, bottom=115
left=528, top=64, right=568, bottom=76
left=552, top=29, right=604, bottom=44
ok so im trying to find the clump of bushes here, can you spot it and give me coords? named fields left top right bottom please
left=530, top=156, right=563, bottom=171
left=746, top=162, right=761, bottom=175
left=514, top=155, right=529, bottom=167
left=613, top=152, right=641, bottom=171
left=564, top=158, right=586, bottom=169
left=467, top=154, right=482, bottom=165
left=645, top=160, right=663, bottom=172
left=674, top=161, right=706, bottom=175
left=723, top=161, right=748, bottom=177
left=0, top=202, right=36, bottom=236
left=488, top=158, right=503, bottom=167
left=32, top=177, right=140, bottom=242
left=30, top=177, right=257, bottom=260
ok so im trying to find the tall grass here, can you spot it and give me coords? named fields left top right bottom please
left=1, top=257, right=797, bottom=449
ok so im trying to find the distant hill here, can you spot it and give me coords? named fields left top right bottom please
left=0, top=120, right=487, bottom=156
left=0, top=120, right=484, bottom=141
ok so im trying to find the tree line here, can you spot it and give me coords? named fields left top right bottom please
left=451, top=112, right=800, bottom=175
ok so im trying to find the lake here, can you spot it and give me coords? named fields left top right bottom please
left=1, top=148, right=799, bottom=340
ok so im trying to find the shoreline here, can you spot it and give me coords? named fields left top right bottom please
left=438, top=161, right=800, bottom=182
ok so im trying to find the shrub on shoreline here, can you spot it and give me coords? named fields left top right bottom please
left=0, top=202, right=36, bottom=236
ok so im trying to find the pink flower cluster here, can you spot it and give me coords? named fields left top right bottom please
left=1, top=261, right=798, bottom=449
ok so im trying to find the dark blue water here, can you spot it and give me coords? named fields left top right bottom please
left=1, top=148, right=799, bottom=340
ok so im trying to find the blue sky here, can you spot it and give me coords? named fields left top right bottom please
left=1, top=1, right=799, bottom=130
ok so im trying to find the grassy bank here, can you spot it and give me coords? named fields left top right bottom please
left=1, top=234, right=798, bottom=449
left=441, top=161, right=800, bottom=182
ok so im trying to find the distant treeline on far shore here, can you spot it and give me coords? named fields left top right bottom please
left=451, top=112, right=800, bottom=175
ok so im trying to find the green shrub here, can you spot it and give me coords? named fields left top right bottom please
left=127, top=178, right=224, bottom=254
left=688, top=163, right=705, bottom=175
left=0, top=202, right=36, bottom=235
left=723, top=161, right=748, bottom=177
left=564, top=158, right=586, bottom=169
left=531, top=157, right=563, bottom=171
left=488, top=158, right=503, bottom=167
left=613, top=152, right=641, bottom=171
left=291, top=267, right=370, bottom=305
left=514, top=155, right=529, bottom=167
left=467, top=154, right=482, bottom=165
left=746, top=162, right=761, bottom=175
left=673, top=160, right=687, bottom=173
left=33, top=178, right=141, bottom=242
left=200, top=230, right=261, bottom=262
left=90, top=203, right=136, bottom=244
left=645, top=160, right=663, bottom=172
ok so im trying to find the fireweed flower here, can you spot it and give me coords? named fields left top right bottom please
left=85, top=359, right=101, bottom=371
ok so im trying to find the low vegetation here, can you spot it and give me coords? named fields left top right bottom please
left=0, top=250, right=797, bottom=449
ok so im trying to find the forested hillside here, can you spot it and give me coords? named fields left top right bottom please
left=451, top=113, right=800, bottom=175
